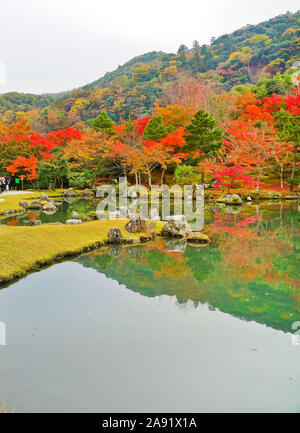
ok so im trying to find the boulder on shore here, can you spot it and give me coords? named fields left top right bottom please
left=72, top=211, right=79, bottom=219
left=19, top=201, right=28, bottom=209
left=217, top=194, right=243, bottom=205
left=24, top=219, right=41, bottom=226
left=107, top=227, right=123, bottom=244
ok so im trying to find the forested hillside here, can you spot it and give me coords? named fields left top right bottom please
left=0, top=10, right=299, bottom=132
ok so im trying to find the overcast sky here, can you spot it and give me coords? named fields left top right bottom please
left=0, top=0, right=298, bottom=94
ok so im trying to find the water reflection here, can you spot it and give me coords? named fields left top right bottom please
left=77, top=202, right=300, bottom=333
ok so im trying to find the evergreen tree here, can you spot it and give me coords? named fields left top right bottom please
left=142, top=116, right=169, bottom=141
left=92, top=111, right=114, bottom=135
left=184, top=110, right=224, bottom=180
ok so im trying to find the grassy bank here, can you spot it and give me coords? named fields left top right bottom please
left=0, top=220, right=163, bottom=284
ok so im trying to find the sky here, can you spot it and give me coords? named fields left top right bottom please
left=0, top=0, right=299, bottom=94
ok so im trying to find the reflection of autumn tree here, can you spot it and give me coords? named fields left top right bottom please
left=77, top=203, right=300, bottom=332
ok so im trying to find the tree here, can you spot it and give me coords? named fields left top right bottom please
left=210, top=164, right=256, bottom=193
left=37, top=158, right=70, bottom=189
left=184, top=109, right=224, bottom=181
left=224, top=119, right=276, bottom=190
left=275, top=112, right=300, bottom=191
left=92, top=111, right=114, bottom=135
left=142, top=116, right=169, bottom=141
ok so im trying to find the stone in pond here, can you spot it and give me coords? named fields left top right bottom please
left=217, top=194, right=243, bottom=205
left=64, top=188, right=77, bottom=197
left=40, top=193, right=48, bottom=201
left=42, top=202, right=58, bottom=212
left=186, top=232, right=210, bottom=244
left=161, top=221, right=191, bottom=238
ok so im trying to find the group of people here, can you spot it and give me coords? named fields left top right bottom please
left=0, top=175, right=21, bottom=193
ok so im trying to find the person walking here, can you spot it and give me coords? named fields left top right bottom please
left=5, top=176, right=10, bottom=191
left=15, top=176, right=20, bottom=191
left=0, top=176, right=5, bottom=193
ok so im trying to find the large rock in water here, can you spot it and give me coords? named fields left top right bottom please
left=64, top=188, right=77, bottom=197
left=187, top=232, right=210, bottom=244
left=40, top=193, right=48, bottom=201
left=125, top=214, right=147, bottom=233
left=27, top=200, right=43, bottom=210
left=19, top=201, right=28, bottom=209
left=42, top=202, right=58, bottom=212
left=107, top=227, right=122, bottom=244
left=161, top=221, right=191, bottom=238
left=217, top=194, right=243, bottom=205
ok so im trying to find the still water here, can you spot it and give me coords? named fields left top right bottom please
left=0, top=202, right=299, bottom=412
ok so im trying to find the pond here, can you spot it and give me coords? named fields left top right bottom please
left=0, top=198, right=98, bottom=226
left=0, top=201, right=299, bottom=412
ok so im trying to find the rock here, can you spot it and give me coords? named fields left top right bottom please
left=24, top=219, right=41, bottom=226
left=165, top=214, right=188, bottom=224
left=150, top=208, right=160, bottom=220
left=42, top=202, right=58, bottom=212
left=40, top=193, right=48, bottom=201
left=217, top=194, right=243, bottom=205
left=186, top=232, right=210, bottom=244
left=47, top=222, right=64, bottom=225
left=19, top=201, right=28, bottom=209
left=83, top=188, right=93, bottom=197
left=247, top=196, right=252, bottom=202
left=66, top=219, right=82, bottom=225
left=72, top=211, right=79, bottom=219
left=161, top=221, right=191, bottom=238
left=3, top=209, right=16, bottom=215
left=27, top=200, right=43, bottom=210
left=64, top=188, right=77, bottom=197
left=107, top=227, right=122, bottom=244
left=125, top=214, right=147, bottom=233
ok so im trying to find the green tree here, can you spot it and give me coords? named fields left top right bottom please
left=37, top=157, right=70, bottom=189
left=142, top=116, right=169, bottom=141
left=184, top=110, right=224, bottom=181
left=92, top=111, right=114, bottom=135
left=275, top=112, right=300, bottom=191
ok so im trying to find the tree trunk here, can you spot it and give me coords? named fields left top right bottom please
left=256, top=165, right=262, bottom=191
left=201, top=171, right=205, bottom=184
left=161, top=168, right=166, bottom=185
left=280, top=165, right=283, bottom=189
left=148, top=171, right=152, bottom=187
left=135, top=172, right=138, bottom=186
left=290, top=162, right=296, bottom=192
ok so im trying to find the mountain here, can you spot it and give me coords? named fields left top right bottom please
left=0, top=10, right=299, bottom=129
